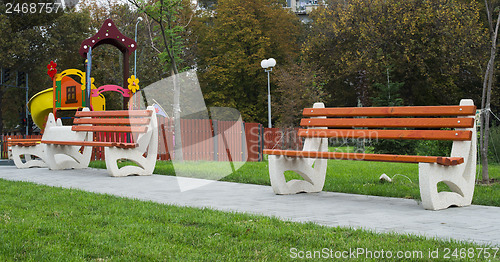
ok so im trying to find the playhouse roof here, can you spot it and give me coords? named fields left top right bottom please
left=79, top=19, right=137, bottom=58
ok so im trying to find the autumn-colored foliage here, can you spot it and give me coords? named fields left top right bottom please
left=195, top=0, right=302, bottom=123
left=305, top=0, right=489, bottom=107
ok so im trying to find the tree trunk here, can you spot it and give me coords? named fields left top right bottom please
left=172, top=69, right=183, bottom=161
left=480, top=10, right=500, bottom=184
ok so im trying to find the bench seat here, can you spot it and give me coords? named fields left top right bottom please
left=264, top=150, right=464, bottom=166
left=8, top=138, right=47, bottom=168
left=42, top=140, right=138, bottom=149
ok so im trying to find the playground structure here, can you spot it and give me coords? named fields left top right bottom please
left=10, top=18, right=144, bottom=174
left=28, top=19, right=139, bottom=132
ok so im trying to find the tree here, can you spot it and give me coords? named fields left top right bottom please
left=306, top=0, right=488, bottom=107
left=195, top=0, right=302, bottom=123
left=272, top=60, right=328, bottom=127
left=370, top=71, right=414, bottom=155
left=0, top=1, right=90, bottom=135
left=371, top=69, right=404, bottom=107
left=479, top=0, right=500, bottom=184
left=127, top=0, right=196, bottom=161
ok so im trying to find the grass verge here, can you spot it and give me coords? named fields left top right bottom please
left=0, top=179, right=494, bottom=261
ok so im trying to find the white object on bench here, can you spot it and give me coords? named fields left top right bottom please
left=43, top=108, right=93, bottom=170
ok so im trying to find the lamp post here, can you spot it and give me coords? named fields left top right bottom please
left=261, top=58, right=276, bottom=128
left=134, top=17, right=143, bottom=78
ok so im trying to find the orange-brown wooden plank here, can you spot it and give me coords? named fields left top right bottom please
left=42, top=140, right=138, bottom=149
left=7, top=138, right=42, bottom=147
left=303, top=105, right=476, bottom=117
left=300, top=117, right=475, bottom=129
left=73, top=118, right=150, bottom=125
left=263, top=150, right=463, bottom=166
left=437, top=157, right=464, bottom=166
left=298, top=129, right=472, bottom=141
left=9, top=142, right=39, bottom=147
left=71, top=125, right=148, bottom=133
left=7, top=139, right=42, bottom=143
left=75, top=110, right=152, bottom=118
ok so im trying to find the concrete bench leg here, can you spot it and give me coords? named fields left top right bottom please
left=269, top=154, right=327, bottom=194
left=419, top=99, right=477, bottom=210
left=419, top=160, right=475, bottom=210
left=42, top=112, right=92, bottom=170
left=104, top=146, right=157, bottom=177
left=105, top=110, right=158, bottom=177
left=269, top=102, right=328, bottom=194
left=10, top=145, right=47, bottom=168
left=44, top=144, right=93, bottom=170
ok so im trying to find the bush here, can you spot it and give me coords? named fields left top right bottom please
left=371, top=139, right=418, bottom=155
left=488, top=125, right=500, bottom=163
left=415, top=140, right=452, bottom=157
left=371, top=139, right=453, bottom=157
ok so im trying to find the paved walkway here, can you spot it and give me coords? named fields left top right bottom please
left=1, top=165, right=499, bottom=246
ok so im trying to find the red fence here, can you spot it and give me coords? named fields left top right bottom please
left=264, top=127, right=303, bottom=151
left=1, top=120, right=303, bottom=162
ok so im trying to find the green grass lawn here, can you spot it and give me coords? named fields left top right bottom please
left=0, top=179, right=495, bottom=261
left=90, top=159, right=500, bottom=207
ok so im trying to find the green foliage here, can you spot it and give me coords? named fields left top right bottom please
left=128, top=0, right=193, bottom=75
left=273, top=60, right=329, bottom=127
left=306, top=0, right=488, bottom=107
left=0, top=3, right=91, bottom=131
left=415, top=140, right=453, bottom=157
left=145, top=0, right=185, bottom=73
left=487, top=124, right=500, bottom=163
left=371, top=140, right=418, bottom=155
left=370, top=78, right=404, bottom=107
left=195, top=0, right=302, bottom=123
left=369, top=73, right=415, bottom=154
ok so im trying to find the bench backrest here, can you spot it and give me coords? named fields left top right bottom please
left=73, top=110, right=152, bottom=133
left=299, top=104, right=476, bottom=141
left=72, top=109, right=155, bottom=150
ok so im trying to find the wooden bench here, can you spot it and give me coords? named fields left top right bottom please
left=8, top=138, right=47, bottom=168
left=264, top=99, right=477, bottom=210
left=41, top=106, right=158, bottom=177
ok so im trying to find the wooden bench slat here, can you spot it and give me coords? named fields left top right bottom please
left=301, top=118, right=475, bottom=129
left=71, top=125, right=148, bottom=133
left=303, top=105, right=476, bottom=117
left=75, top=110, right=152, bottom=117
left=298, top=129, right=472, bottom=141
left=42, top=140, right=138, bottom=149
left=8, top=138, right=43, bottom=142
left=263, top=149, right=464, bottom=166
left=7, top=138, right=43, bottom=147
left=73, top=118, right=151, bottom=125
left=9, top=142, right=40, bottom=147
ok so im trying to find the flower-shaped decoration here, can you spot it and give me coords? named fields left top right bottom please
left=80, top=73, right=96, bottom=90
left=127, top=75, right=140, bottom=93
left=47, top=61, right=57, bottom=79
